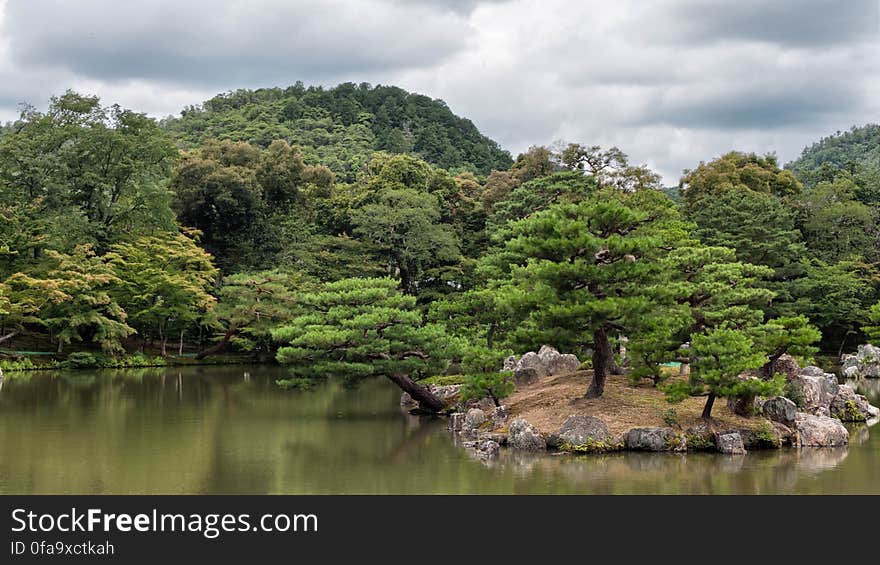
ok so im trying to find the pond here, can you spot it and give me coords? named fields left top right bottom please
left=0, top=364, right=877, bottom=494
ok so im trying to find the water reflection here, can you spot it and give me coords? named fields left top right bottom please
left=0, top=365, right=876, bottom=494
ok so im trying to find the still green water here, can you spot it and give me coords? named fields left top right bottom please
left=0, top=365, right=877, bottom=494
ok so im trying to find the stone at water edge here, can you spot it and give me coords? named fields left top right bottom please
left=788, top=368, right=838, bottom=415
left=793, top=413, right=849, bottom=447
left=841, top=344, right=880, bottom=378
left=447, top=413, right=465, bottom=432
left=492, top=405, right=509, bottom=427
left=400, top=392, right=415, bottom=406
left=714, top=431, right=747, bottom=455
left=829, top=384, right=878, bottom=422
left=464, top=408, right=487, bottom=431
left=624, top=427, right=685, bottom=452
left=685, top=422, right=716, bottom=451
left=507, top=418, right=546, bottom=451
left=557, top=415, right=612, bottom=446
left=462, top=439, right=500, bottom=459
left=763, top=396, right=798, bottom=426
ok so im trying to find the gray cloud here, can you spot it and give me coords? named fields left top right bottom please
left=0, top=0, right=878, bottom=183
left=4, top=0, right=469, bottom=87
left=650, top=0, right=879, bottom=47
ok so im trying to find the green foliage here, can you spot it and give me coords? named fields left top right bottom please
left=161, top=83, right=512, bottom=179
left=787, top=124, right=880, bottom=190
left=680, top=151, right=803, bottom=208
left=687, top=188, right=806, bottom=282
left=272, top=277, right=461, bottom=384
left=665, top=328, right=782, bottom=419
left=459, top=345, right=515, bottom=405
left=660, top=408, right=679, bottom=428
left=752, top=315, right=821, bottom=374
left=799, top=176, right=878, bottom=263
left=107, top=231, right=218, bottom=354
left=211, top=270, right=309, bottom=353
left=863, top=302, right=880, bottom=343
left=420, top=374, right=466, bottom=386
left=0, top=91, right=178, bottom=252
left=64, top=351, right=99, bottom=369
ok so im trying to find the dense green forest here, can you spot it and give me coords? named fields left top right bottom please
left=160, top=82, right=513, bottom=181
left=2, top=86, right=879, bottom=418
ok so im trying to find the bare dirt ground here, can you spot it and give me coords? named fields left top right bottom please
left=504, top=370, right=761, bottom=436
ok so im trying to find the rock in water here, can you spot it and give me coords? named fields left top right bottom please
left=763, top=396, right=798, bottom=426
left=793, top=413, right=849, bottom=447
left=557, top=415, right=611, bottom=447
left=624, top=427, right=684, bottom=452
left=829, top=385, right=878, bottom=422
left=714, top=431, right=746, bottom=454
left=447, top=412, right=465, bottom=432
left=788, top=368, right=838, bottom=416
left=840, top=344, right=880, bottom=379
left=464, top=408, right=487, bottom=431
left=508, top=419, right=545, bottom=451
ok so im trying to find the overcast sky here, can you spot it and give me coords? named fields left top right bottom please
left=1, top=0, right=878, bottom=182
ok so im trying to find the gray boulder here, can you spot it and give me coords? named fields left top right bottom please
left=774, top=354, right=801, bottom=379
left=463, top=439, right=500, bottom=459
left=557, top=415, right=611, bottom=447
left=502, top=355, right=518, bottom=372
left=829, top=384, right=878, bottom=422
left=714, top=431, right=746, bottom=455
left=685, top=422, right=716, bottom=451
left=448, top=412, right=465, bottom=432
left=793, top=413, right=849, bottom=447
left=464, top=408, right=487, bottom=431
left=788, top=369, right=838, bottom=415
left=508, top=419, right=546, bottom=451
left=429, top=384, right=462, bottom=406
left=624, top=427, right=684, bottom=452
left=513, top=367, right=539, bottom=387
left=763, top=396, right=798, bottom=426
left=492, top=405, right=509, bottom=427
left=840, top=344, right=880, bottom=379
left=400, top=392, right=415, bottom=407
left=515, top=352, right=550, bottom=379
left=538, top=345, right=581, bottom=376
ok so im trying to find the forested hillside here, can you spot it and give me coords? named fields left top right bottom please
left=2, top=87, right=880, bottom=416
left=787, top=124, right=880, bottom=190
left=160, top=82, right=513, bottom=181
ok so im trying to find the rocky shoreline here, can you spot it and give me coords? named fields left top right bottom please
left=404, top=347, right=879, bottom=461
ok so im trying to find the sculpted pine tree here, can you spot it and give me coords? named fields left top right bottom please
left=666, top=328, right=781, bottom=420
left=272, top=278, right=459, bottom=413
left=494, top=190, right=685, bottom=398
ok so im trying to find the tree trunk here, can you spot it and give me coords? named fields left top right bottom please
left=487, top=390, right=500, bottom=407
left=761, top=348, right=786, bottom=379
left=585, top=326, right=611, bottom=398
left=57, top=339, right=63, bottom=355
left=195, top=327, right=237, bottom=360
left=179, top=329, right=185, bottom=356
left=486, top=324, right=496, bottom=349
left=387, top=373, right=444, bottom=413
left=701, top=392, right=716, bottom=420
left=161, top=337, right=167, bottom=357
left=0, top=330, right=19, bottom=345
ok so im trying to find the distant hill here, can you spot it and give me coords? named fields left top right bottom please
left=787, top=124, right=880, bottom=186
left=161, top=82, right=513, bottom=181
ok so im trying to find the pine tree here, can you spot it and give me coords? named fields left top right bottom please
left=272, top=277, right=461, bottom=413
